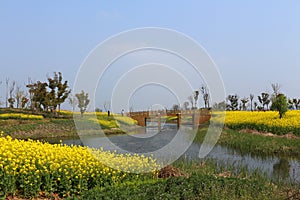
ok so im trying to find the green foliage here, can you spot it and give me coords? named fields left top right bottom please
left=47, top=72, right=71, bottom=112
left=26, top=72, right=70, bottom=112
left=26, top=81, right=48, bottom=111
left=271, top=93, right=288, bottom=119
left=69, top=173, right=274, bottom=200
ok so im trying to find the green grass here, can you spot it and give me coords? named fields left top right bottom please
left=0, top=118, right=76, bottom=139
left=67, top=159, right=298, bottom=200
left=194, top=126, right=300, bottom=156
left=68, top=175, right=274, bottom=200
left=0, top=111, right=138, bottom=139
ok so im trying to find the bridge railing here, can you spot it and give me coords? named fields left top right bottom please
left=129, top=109, right=211, bottom=116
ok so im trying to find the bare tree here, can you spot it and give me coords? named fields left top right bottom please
left=200, top=85, right=210, bottom=108
left=193, top=91, right=199, bottom=109
left=227, top=94, right=239, bottom=110
left=271, top=83, right=281, bottom=105
left=0, top=81, right=2, bottom=106
left=187, top=95, right=194, bottom=109
left=103, top=101, right=111, bottom=112
left=172, top=104, right=180, bottom=111
left=129, top=105, right=134, bottom=113
left=15, top=85, right=25, bottom=109
left=8, top=81, right=15, bottom=108
left=250, top=94, right=254, bottom=111
left=213, top=101, right=226, bottom=110
left=288, top=98, right=300, bottom=110
left=258, top=92, right=270, bottom=111
left=27, top=77, right=34, bottom=110
left=5, top=78, right=9, bottom=108
left=271, top=83, right=281, bottom=97
left=240, top=97, right=249, bottom=111
left=183, top=101, right=189, bottom=110
left=254, top=102, right=258, bottom=111
left=68, top=93, right=78, bottom=112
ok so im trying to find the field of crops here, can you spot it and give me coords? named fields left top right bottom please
left=0, top=134, right=158, bottom=198
left=0, top=113, right=43, bottom=120
left=222, top=110, right=300, bottom=136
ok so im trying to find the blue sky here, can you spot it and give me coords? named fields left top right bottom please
left=0, top=1, right=300, bottom=111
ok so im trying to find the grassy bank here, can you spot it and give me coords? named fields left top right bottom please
left=0, top=118, right=77, bottom=139
left=0, top=110, right=137, bottom=139
left=68, top=160, right=299, bottom=200
left=195, top=126, right=300, bottom=156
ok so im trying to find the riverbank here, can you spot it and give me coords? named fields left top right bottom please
left=195, top=125, right=300, bottom=157
left=0, top=110, right=137, bottom=139
left=68, top=159, right=299, bottom=200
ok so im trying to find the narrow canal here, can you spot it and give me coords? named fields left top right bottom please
left=46, top=123, right=300, bottom=185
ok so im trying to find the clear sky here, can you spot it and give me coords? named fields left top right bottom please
left=0, top=1, right=300, bottom=111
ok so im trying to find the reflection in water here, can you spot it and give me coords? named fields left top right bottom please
left=273, top=158, right=291, bottom=180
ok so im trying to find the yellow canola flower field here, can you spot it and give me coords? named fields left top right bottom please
left=0, top=135, right=159, bottom=197
left=223, top=110, right=300, bottom=135
left=0, top=113, right=43, bottom=120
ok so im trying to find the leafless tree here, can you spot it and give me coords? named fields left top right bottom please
left=183, top=101, right=189, bottom=110
left=258, top=93, right=270, bottom=111
left=271, top=83, right=281, bottom=96
left=172, top=104, right=180, bottom=111
left=193, top=91, right=199, bottom=109
left=0, top=81, right=2, bottom=106
left=254, top=102, right=258, bottom=111
left=129, top=105, right=134, bottom=113
left=103, top=101, right=111, bottom=112
left=227, top=94, right=239, bottom=110
left=27, top=77, right=34, bottom=110
left=5, top=78, right=9, bottom=108
left=15, top=84, right=25, bottom=109
left=200, top=85, right=210, bottom=108
left=8, top=81, right=15, bottom=108
left=250, top=94, right=254, bottom=111
left=240, top=97, right=249, bottom=111
left=188, top=95, right=194, bottom=109
left=68, top=93, right=78, bottom=112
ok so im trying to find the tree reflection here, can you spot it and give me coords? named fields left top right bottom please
left=272, top=158, right=290, bottom=180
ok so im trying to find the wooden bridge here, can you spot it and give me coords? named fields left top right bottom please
left=129, top=109, right=211, bottom=130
